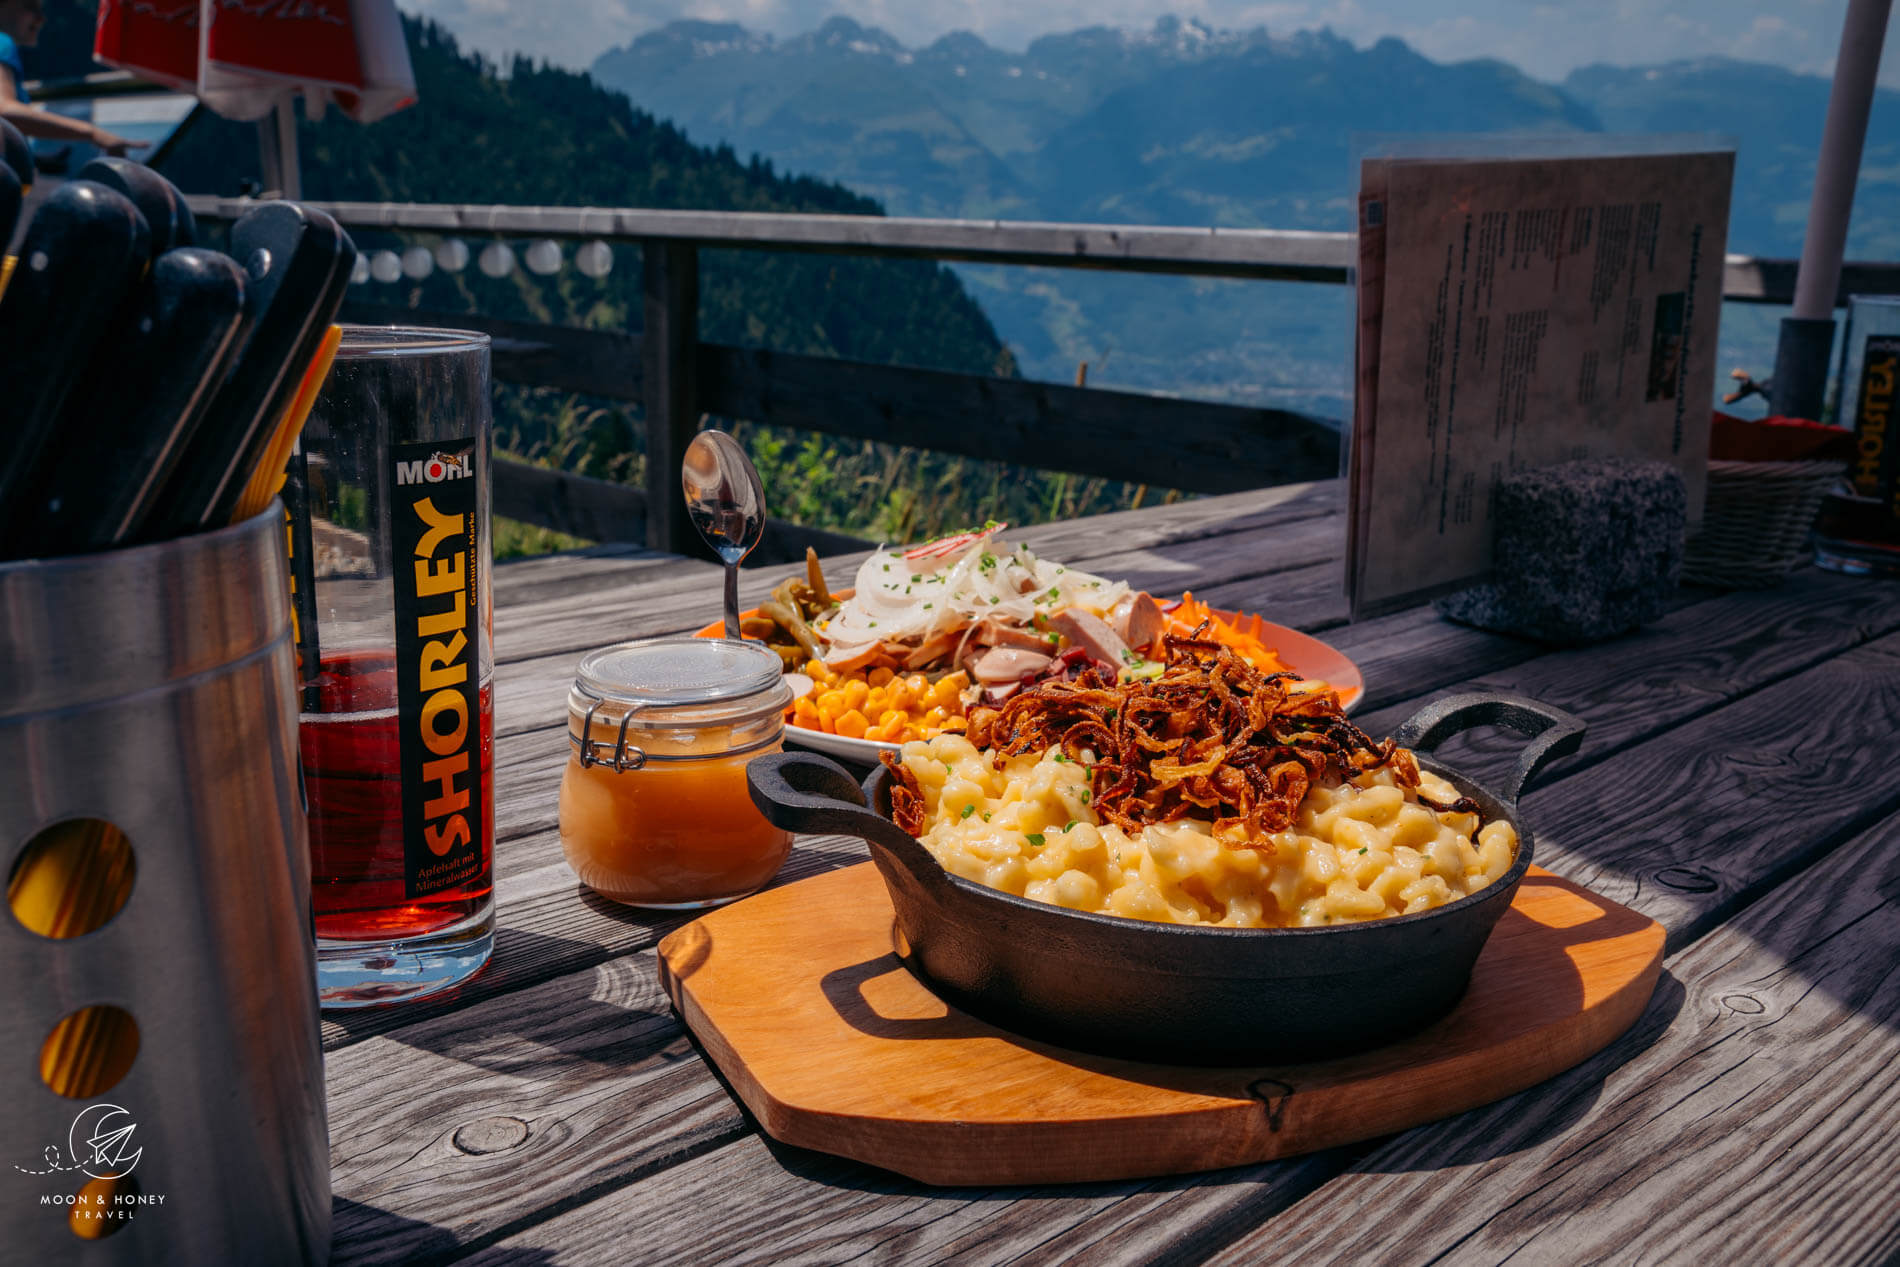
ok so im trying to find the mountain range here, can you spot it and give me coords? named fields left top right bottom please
left=594, top=16, right=1900, bottom=417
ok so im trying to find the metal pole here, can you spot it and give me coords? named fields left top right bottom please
left=254, top=100, right=303, bottom=199
left=1772, top=0, right=1893, bottom=417
left=275, top=99, right=302, bottom=201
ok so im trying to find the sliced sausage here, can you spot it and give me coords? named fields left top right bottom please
left=975, top=618, right=1055, bottom=652
left=1111, top=592, right=1167, bottom=655
left=1049, top=608, right=1130, bottom=670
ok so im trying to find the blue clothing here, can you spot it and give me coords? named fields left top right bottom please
left=0, top=34, right=25, bottom=102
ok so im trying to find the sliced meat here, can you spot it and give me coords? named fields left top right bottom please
left=825, top=641, right=906, bottom=673
left=969, top=646, right=1054, bottom=686
left=974, top=618, right=1055, bottom=652
left=1110, top=592, right=1167, bottom=655
left=1050, top=608, right=1130, bottom=670
left=824, top=642, right=885, bottom=673
left=904, top=628, right=964, bottom=669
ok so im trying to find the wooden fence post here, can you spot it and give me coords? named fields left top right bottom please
left=643, top=240, right=701, bottom=556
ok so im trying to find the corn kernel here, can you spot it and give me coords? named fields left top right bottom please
left=834, top=709, right=870, bottom=739
left=867, top=666, right=895, bottom=687
left=842, top=679, right=870, bottom=712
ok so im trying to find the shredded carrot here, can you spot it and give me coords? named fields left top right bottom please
left=1165, top=593, right=1291, bottom=676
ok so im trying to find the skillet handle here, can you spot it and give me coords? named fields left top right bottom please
left=747, top=751, right=939, bottom=867
left=1391, top=692, right=1586, bottom=810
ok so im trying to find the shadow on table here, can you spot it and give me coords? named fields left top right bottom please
left=1342, top=966, right=1688, bottom=1174
left=322, top=837, right=871, bottom=1055
left=331, top=1196, right=559, bottom=1267
left=681, top=1021, right=1357, bottom=1210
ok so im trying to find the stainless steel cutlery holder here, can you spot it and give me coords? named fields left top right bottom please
left=0, top=505, right=329, bottom=1264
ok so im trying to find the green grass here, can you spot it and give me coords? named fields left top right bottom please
left=495, top=516, right=593, bottom=560
left=489, top=387, right=1182, bottom=560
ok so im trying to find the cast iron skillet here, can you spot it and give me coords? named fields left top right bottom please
left=748, top=692, right=1584, bottom=1066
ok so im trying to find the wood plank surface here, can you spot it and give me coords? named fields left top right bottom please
left=485, top=480, right=1340, bottom=666
left=338, top=533, right=1900, bottom=1048
left=449, top=794, right=1900, bottom=1267
left=326, top=630, right=1900, bottom=1261
left=193, top=197, right=1359, bottom=281
left=1353, top=568, right=1900, bottom=778
left=1201, top=807, right=1900, bottom=1266
left=311, top=490, right=1900, bottom=1266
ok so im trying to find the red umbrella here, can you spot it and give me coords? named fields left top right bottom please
left=197, top=0, right=416, bottom=125
left=91, top=1, right=197, bottom=95
left=94, top=0, right=415, bottom=192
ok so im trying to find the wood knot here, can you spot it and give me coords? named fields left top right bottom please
left=452, top=1116, right=530, bottom=1155
left=1655, top=866, right=1718, bottom=893
left=1721, top=993, right=1766, bottom=1015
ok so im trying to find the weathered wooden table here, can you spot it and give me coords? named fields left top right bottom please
left=324, top=482, right=1900, bottom=1265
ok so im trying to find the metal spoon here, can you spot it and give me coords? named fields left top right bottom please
left=682, top=429, right=766, bottom=640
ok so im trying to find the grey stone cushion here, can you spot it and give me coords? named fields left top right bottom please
left=1436, top=459, right=1687, bottom=645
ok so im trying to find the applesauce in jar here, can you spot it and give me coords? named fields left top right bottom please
left=558, top=637, right=795, bottom=908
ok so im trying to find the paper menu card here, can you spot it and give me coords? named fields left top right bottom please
left=1348, top=150, right=1734, bottom=617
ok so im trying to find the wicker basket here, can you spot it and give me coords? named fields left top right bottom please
left=1681, top=459, right=1846, bottom=588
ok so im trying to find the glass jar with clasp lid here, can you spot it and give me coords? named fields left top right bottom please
left=558, top=637, right=795, bottom=908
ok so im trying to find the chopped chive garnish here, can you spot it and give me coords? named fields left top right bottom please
left=1026, top=833, right=1045, bottom=847
left=962, top=804, right=976, bottom=819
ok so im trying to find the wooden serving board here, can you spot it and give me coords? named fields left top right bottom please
left=656, top=861, right=1664, bottom=1186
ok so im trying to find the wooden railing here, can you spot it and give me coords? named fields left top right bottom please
left=186, top=196, right=1900, bottom=559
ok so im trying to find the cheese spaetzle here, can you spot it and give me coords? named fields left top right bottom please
left=897, top=734, right=1516, bottom=928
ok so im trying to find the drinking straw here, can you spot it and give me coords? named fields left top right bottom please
left=232, top=323, right=343, bottom=523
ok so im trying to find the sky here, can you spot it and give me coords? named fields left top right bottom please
left=400, top=0, right=1900, bottom=87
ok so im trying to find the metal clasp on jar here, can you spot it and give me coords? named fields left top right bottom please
left=573, top=685, right=647, bottom=772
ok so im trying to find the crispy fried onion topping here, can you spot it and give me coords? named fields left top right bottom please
left=881, top=751, right=928, bottom=837
left=932, top=636, right=1423, bottom=845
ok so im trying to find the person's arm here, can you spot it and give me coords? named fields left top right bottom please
left=0, top=68, right=137, bottom=153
